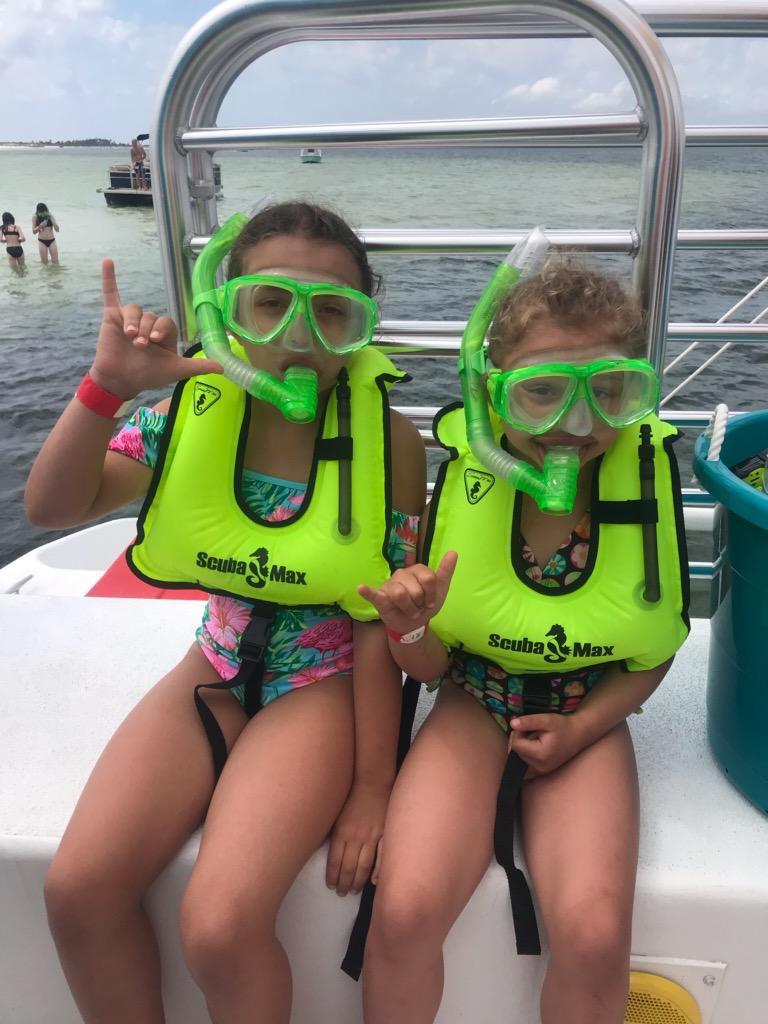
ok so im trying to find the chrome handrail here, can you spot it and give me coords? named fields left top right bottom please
left=189, top=229, right=768, bottom=256
left=180, top=120, right=768, bottom=150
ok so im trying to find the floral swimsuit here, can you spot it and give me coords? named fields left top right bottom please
left=109, top=407, right=419, bottom=708
left=444, top=512, right=606, bottom=734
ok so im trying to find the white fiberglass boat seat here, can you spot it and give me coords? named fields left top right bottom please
left=1, top=595, right=766, bottom=1024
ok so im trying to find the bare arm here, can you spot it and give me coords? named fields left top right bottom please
left=25, top=259, right=221, bottom=529
left=352, top=409, right=427, bottom=785
left=326, top=406, right=428, bottom=895
left=32, top=217, right=40, bottom=235
left=570, top=658, right=672, bottom=747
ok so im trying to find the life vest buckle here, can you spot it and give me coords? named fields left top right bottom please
left=237, top=604, right=277, bottom=664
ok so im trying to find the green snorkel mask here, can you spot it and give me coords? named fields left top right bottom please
left=192, top=213, right=323, bottom=423
left=458, top=228, right=581, bottom=515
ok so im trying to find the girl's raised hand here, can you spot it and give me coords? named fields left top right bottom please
left=357, top=551, right=458, bottom=636
left=89, top=259, right=222, bottom=399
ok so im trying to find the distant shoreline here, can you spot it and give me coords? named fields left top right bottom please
left=0, top=141, right=128, bottom=149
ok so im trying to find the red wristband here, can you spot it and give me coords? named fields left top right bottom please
left=386, top=623, right=428, bottom=645
left=75, top=372, right=133, bottom=419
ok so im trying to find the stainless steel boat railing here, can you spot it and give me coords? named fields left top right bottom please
left=151, top=0, right=768, bottom=583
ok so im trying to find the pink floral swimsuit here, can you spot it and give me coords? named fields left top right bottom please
left=110, top=407, right=419, bottom=707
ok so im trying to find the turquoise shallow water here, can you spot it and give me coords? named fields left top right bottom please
left=2, top=145, right=767, bottom=570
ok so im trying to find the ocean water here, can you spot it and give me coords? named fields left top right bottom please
left=2, top=145, right=768, bottom=583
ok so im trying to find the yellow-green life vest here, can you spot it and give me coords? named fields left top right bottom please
left=128, top=345, right=406, bottom=620
left=424, top=405, right=690, bottom=674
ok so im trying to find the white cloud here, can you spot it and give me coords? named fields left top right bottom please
left=507, top=77, right=561, bottom=100
left=574, top=80, right=631, bottom=112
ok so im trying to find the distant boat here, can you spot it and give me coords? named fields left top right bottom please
left=98, top=133, right=223, bottom=207
left=300, top=147, right=322, bottom=164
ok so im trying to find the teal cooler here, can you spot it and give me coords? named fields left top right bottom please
left=694, top=411, right=768, bottom=813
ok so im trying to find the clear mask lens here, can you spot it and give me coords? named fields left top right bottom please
left=308, top=291, right=370, bottom=352
left=235, top=281, right=294, bottom=340
left=588, top=368, right=657, bottom=425
left=506, top=373, right=577, bottom=432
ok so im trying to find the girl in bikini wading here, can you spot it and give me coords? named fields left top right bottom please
left=32, top=202, right=61, bottom=264
left=359, top=261, right=689, bottom=1024
left=26, top=200, right=425, bottom=1024
left=2, top=211, right=26, bottom=271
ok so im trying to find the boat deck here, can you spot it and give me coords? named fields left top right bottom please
left=1, top=596, right=766, bottom=1022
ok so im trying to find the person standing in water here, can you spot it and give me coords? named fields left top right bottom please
left=130, top=137, right=147, bottom=190
left=32, top=203, right=60, bottom=265
left=2, top=211, right=25, bottom=271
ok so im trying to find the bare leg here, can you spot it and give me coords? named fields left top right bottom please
left=521, top=722, right=639, bottom=1024
left=363, top=684, right=508, bottom=1024
left=50, top=239, right=60, bottom=264
left=180, top=673, right=356, bottom=1024
left=44, top=644, right=248, bottom=1024
left=39, top=240, right=49, bottom=265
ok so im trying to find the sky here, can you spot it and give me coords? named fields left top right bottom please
left=2, top=0, right=767, bottom=142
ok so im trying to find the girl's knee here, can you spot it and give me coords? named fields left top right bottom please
left=44, top=851, right=140, bottom=943
left=180, top=884, right=275, bottom=986
left=547, top=898, right=631, bottom=975
left=367, top=885, right=448, bottom=962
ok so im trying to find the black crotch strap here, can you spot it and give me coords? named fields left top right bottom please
left=494, top=748, right=541, bottom=955
left=194, top=600, right=277, bottom=782
left=340, top=675, right=422, bottom=981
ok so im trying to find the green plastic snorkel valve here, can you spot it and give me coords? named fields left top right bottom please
left=191, top=213, right=319, bottom=423
left=457, top=228, right=580, bottom=515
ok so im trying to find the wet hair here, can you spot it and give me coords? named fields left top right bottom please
left=36, top=203, right=50, bottom=216
left=226, top=200, right=380, bottom=297
left=2, top=212, right=15, bottom=227
left=488, top=261, right=645, bottom=364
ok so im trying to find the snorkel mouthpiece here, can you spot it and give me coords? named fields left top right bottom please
left=192, top=213, right=319, bottom=422
left=459, top=228, right=580, bottom=515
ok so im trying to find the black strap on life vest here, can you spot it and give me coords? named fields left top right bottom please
left=492, top=676, right=546, bottom=955
left=341, top=674, right=421, bottom=981
left=194, top=599, right=277, bottom=781
left=638, top=424, right=661, bottom=603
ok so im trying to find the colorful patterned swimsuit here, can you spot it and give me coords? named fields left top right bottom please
left=444, top=512, right=606, bottom=734
left=109, top=407, right=419, bottom=708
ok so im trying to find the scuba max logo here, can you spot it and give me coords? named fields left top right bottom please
left=195, top=546, right=308, bottom=590
left=193, top=381, right=221, bottom=416
left=487, top=623, right=615, bottom=662
left=464, top=468, right=495, bottom=505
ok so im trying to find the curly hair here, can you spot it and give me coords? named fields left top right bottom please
left=488, top=261, right=645, bottom=365
left=226, top=200, right=379, bottom=297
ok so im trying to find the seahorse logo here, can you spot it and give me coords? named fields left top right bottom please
left=544, top=623, right=570, bottom=664
left=464, top=468, right=495, bottom=505
left=246, top=547, right=270, bottom=590
left=193, top=381, right=221, bottom=416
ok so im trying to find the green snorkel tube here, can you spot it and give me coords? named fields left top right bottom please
left=192, top=213, right=319, bottom=423
left=458, top=229, right=580, bottom=515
